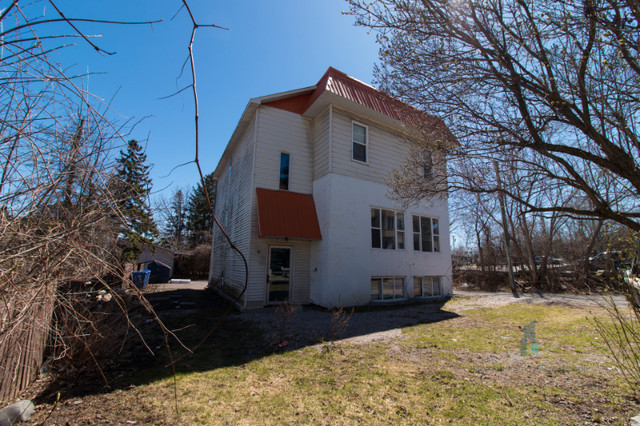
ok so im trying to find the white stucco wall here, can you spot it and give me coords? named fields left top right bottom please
left=310, top=173, right=452, bottom=308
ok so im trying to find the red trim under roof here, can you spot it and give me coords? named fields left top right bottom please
left=256, top=188, right=322, bottom=240
left=263, top=91, right=314, bottom=115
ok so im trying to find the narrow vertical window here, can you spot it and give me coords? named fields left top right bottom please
left=228, top=156, right=233, bottom=185
left=352, top=122, right=367, bottom=162
left=382, top=209, right=396, bottom=249
left=433, top=218, right=440, bottom=252
left=397, top=213, right=405, bottom=250
left=413, top=216, right=420, bottom=251
left=421, top=217, right=432, bottom=252
left=371, top=208, right=381, bottom=249
left=423, top=151, right=433, bottom=179
left=279, top=153, right=290, bottom=190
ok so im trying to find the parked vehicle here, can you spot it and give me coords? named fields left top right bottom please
left=589, top=251, right=630, bottom=271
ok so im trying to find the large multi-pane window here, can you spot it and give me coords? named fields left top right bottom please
left=371, top=208, right=405, bottom=249
left=352, top=122, right=367, bottom=163
left=412, top=215, right=440, bottom=252
left=279, top=153, right=290, bottom=190
left=371, top=277, right=405, bottom=300
left=413, top=276, right=442, bottom=297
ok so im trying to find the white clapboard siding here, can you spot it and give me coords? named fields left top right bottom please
left=243, top=106, right=315, bottom=305
left=330, top=107, right=410, bottom=184
left=313, top=106, right=330, bottom=180
left=210, top=114, right=256, bottom=298
left=253, top=106, right=314, bottom=194
left=245, top=235, right=312, bottom=306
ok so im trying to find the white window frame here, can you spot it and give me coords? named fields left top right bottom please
left=352, top=121, right=368, bottom=163
left=371, top=276, right=406, bottom=301
left=412, top=215, right=440, bottom=253
left=413, top=276, right=442, bottom=298
left=371, top=207, right=405, bottom=250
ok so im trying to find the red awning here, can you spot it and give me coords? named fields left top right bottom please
left=256, top=188, right=322, bottom=240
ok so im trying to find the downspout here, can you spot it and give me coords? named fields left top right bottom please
left=328, top=105, right=333, bottom=174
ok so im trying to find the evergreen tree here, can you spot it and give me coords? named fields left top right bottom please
left=114, top=139, right=158, bottom=261
left=186, top=172, right=216, bottom=247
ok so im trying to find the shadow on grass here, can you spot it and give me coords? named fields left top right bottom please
left=34, top=288, right=459, bottom=403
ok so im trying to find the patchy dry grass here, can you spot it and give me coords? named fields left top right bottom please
left=32, top=297, right=639, bottom=424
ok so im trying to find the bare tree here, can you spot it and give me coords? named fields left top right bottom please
left=0, top=0, right=161, bottom=401
left=157, top=188, right=190, bottom=251
left=349, top=0, right=640, bottom=231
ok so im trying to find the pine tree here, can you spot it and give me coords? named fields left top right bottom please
left=114, top=139, right=158, bottom=261
left=186, top=172, right=216, bottom=247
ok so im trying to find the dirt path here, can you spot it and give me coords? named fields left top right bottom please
left=234, top=290, right=628, bottom=348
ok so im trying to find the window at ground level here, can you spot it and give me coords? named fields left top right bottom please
left=371, top=208, right=404, bottom=249
left=279, top=153, right=290, bottom=190
left=352, top=122, right=367, bottom=162
left=413, top=276, right=442, bottom=297
left=412, top=215, right=440, bottom=252
left=371, top=277, right=405, bottom=301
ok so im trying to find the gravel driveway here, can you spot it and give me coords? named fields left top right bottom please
left=233, top=290, right=627, bottom=348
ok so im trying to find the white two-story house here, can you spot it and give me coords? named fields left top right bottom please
left=209, top=67, right=455, bottom=309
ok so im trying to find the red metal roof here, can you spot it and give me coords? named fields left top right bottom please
left=256, top=188, right=322, bottom=240
left=264, top=67, right=456, bottom=143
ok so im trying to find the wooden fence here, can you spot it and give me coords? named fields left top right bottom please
left=0, top=286, right=55, bottom=402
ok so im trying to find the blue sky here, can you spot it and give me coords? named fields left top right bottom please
left=52, top=0, right=379, bottom=197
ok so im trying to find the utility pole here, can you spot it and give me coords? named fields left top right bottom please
left=494, top=160, right=519, bottom=298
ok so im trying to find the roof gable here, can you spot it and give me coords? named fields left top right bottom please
left=265, top=67, right=455, bottom=143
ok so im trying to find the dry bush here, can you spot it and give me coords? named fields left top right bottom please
left=324, top=306, right=354, bottom=346
left=173, top=244, right=212, bottom=279
left=591, top=290, right=640, bottom=398
left=0, top=2, right=161, bottom=400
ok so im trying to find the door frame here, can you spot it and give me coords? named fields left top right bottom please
left=266, top=245, right=294, bottom=304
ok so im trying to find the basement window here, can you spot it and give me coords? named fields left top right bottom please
left=371, top=276, right=405, bottom=301
left=413, top=276, right=442, bottom=297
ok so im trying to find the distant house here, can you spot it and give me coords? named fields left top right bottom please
left=209, top=67, right=455, bottom=309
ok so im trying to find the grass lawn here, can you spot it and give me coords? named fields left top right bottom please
left=32, top=296, right=639, bottom=424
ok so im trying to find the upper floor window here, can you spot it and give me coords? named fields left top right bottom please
left=279, top=153, right=290, bottom=190
left=423, top=151, right=433, bottom=179
left=412, top=215, right=440, bottom=252
left=228, top=156, right=233, bottom=185
left=352, top=122, right=367, bottom=163
left=371, top=208, right=405, bottom=249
